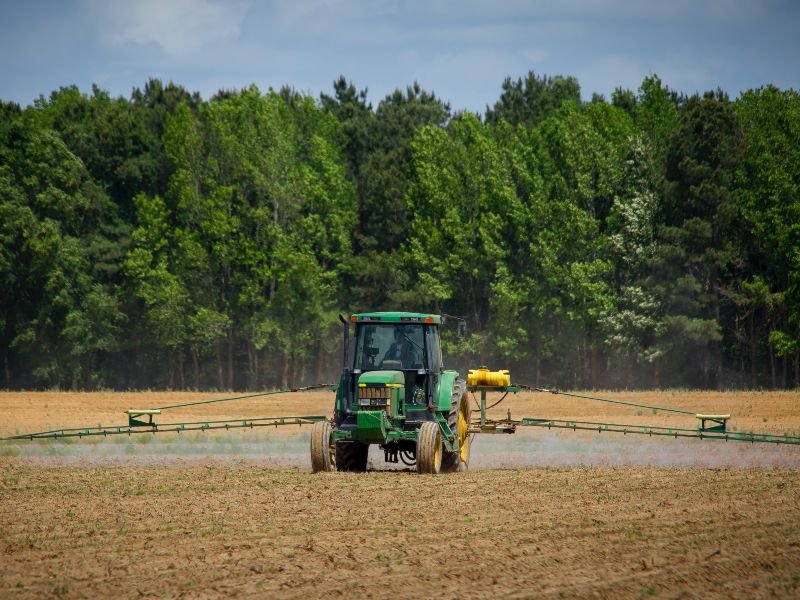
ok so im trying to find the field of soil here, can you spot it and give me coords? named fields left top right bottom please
left=1, top=389, right=799, bottom=598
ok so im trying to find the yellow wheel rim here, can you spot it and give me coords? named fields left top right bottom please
left=433, top=431, right=441, bottom=471
left=458, top=398, right=471, bottom=464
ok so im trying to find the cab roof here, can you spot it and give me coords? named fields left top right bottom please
left=351, top=312, right=442, bottom=325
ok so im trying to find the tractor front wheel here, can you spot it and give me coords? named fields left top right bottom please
left=416, top=421, right=442, bottom=474
left=335, top=441, right=369, bottom=472
left=310, top=420, right=335, bottom=472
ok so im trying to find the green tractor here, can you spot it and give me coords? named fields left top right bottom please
left=310, top=312, right=471, bottom=474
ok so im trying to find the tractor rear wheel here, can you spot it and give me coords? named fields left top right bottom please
left=442, top=378, right=470, bottom=472
left=416, top=421, right=442, bottom=474
left=335, top=441, right=369, bottom=472
left=310, top=420, right=334, bottom=472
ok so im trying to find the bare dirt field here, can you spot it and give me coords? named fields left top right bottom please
left=1, top=389, right=799, bottom=598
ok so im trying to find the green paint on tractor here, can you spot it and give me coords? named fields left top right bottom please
left=312, top=311, right=471, bottom=473
left=354, top=411, right=390, bottom=443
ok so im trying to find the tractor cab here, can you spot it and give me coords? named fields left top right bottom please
left=334, top=313, right=446, bottom=430
left=351, top=315, right=442, bottom=408
left=355, top=322, right=427, bottom=371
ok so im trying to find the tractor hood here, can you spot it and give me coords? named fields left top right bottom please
left=353, top=370, right=404, bottom=445
left=358, top=370, right=405, bottom=387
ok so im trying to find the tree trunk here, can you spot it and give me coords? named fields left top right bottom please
left=281, top=352, right=289, bottom=389
left=227, top=329, right=234, bottom=390
left=782, top=355, right=787, bottom=389
left=245, top=343, right=252, bottom=390
left=192, top=348, right=200, bottom=390
left=316, top=341, right=324, bottom=384
left=535, top=353, right=541, bottom=388
left=769, top=345, right=776, bottom=389
left=250, top=343, right=259, bottom=390
left=298, top=355, right=306, bottom=387
left=216, top=343, right=224, bottom=390
left=263, top=347, right=273, bottom=388
left=712, top=273, right=722, bottom=387
left=289, top=353, right=298, bottom=388
left=749, top=312, right=757, bottom=386
left=735, top=315, right=744, bottom=376
left=653, top=357, right=661, bottom=389
left=85, top=351, right=96, bottom=391
left=178, top=351, right=186, bottom=390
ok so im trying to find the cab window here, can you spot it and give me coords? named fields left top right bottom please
left=354, top=323, right=425, bottom=370
left=425, top=325, right=442, bottom=372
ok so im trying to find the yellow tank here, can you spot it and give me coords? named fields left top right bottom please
left=467, top=367, right=511, bottom=387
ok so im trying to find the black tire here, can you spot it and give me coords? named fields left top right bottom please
left=442, top=378, right=470, bottom=472
left=416, top=421, right=442, bottom=474
left=310, top=420, right=335, bottom=472
left=335, top=441, right=369, bottom=472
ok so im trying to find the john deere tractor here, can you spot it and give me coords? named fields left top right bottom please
left=310, top=312, right=471, bottom=474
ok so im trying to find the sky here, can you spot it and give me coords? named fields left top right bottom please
left=1, top=0, right=798, bottom=114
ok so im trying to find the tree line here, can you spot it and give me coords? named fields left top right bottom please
left=1, top=73, right=798, bottom=390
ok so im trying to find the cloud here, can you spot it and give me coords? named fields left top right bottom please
left=88, top=0, right=251, bottom=56
left=2, top=0, right=794, bottom=109
left=391, top=0, right=766, bottom=23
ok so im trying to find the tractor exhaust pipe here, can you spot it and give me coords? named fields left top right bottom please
left=339, top=314, right=350, bottom=372
left=339, top=313, right=355, bottom=413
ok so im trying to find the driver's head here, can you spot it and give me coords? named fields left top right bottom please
left=394, top=325, right=408, bottom=343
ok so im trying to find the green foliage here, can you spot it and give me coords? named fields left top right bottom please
left=345, top=81, right=450, bottom=309
left=736, top=87, right=800, bottom=315
left=769, top=331, right=797, bottom=359
left=406, top=113, right=516, bottom=358
left=486, top=71, right=581, bottom=128
left=0, top=73, right=797, bottom=389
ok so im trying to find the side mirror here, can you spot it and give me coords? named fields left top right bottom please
left=457, top=321, right=467, bottom=339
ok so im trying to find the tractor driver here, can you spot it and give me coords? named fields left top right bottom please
left=382, top=326, right=418, bottom=369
